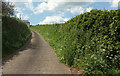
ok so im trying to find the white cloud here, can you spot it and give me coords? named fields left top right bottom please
left=111, top=0, right=120, bottom=7
left=16, top=13, right=29, bottom=20
left=5, top=0, right=47, bottom=2
left=16, top=13, right=21, bottom=18
left=24, top=0, right=94, bottom=14
left=14, top=7, right=25, bottom=14
left=58, top=12, right=65, bottom=17
left=24, top=0, right=35, bottom=13
left=39, top=16, right=70, bottom=24
left=5, top=0, right=114, bottom=2
left=67, top=7, right=84, bottom=14
left=86, top=7, right=93, bottom=12
left=67, top=7, right=93, bottom=14
left=14, top=7, right=23, bottom=18
left=14, top=7, right=29, bottom=20
left=33, top=2, right=58, bottom=14
left=22, top=15, right=29, bottom=20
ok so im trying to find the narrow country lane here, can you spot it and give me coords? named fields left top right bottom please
left=2, top=31, right=71, bottom=74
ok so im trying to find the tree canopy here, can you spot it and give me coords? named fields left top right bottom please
left=2, top=1, right=14, bottom=16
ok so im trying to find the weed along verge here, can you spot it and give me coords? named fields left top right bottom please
left=31, top=9, right=120, bottom=75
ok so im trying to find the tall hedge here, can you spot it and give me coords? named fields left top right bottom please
left=2, top=15, right=31, bottom=57
left=31, top=9, right=120, bottom=75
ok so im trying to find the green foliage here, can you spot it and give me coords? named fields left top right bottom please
left=31, top=9, right=120, bottom=75
left=2, top=2, right=14, bottom=16
left=2, top=15, right=32, bottom=57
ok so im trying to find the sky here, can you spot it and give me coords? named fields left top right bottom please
left=5, top=0, right=120, bottom=25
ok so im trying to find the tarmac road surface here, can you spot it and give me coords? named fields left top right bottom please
left=2, top=31, right=71, bottom=74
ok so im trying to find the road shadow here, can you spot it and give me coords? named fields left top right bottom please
left=2, top=34, right=32, bottom=65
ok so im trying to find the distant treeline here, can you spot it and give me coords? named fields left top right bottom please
left=31, top=9, right=120, bottom=75
left=2, top=15, right=31, bottom=57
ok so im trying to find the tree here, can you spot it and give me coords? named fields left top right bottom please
left=2, top=1, right=14, bottom=16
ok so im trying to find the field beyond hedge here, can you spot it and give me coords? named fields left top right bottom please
left=31, top=9, right=120, bottom=75
left=2, top=15, right=32, bottom=57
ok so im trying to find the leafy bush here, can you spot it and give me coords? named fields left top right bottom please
left=2, top=15, right=32, bottom=57
left=31, top=9, right=120, bottom=75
